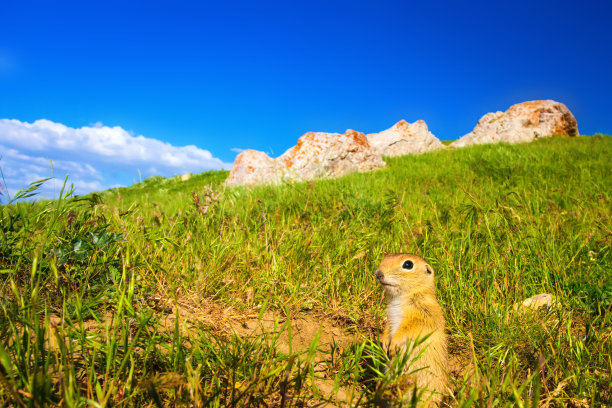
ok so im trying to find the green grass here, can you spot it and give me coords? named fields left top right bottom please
left=0, top=135, right=610, bottom=406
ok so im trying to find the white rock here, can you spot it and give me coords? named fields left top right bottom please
left=278, top=129, right=385, bottom=182
left=513, top=293, right=557, bottom=312
left=452, top=100, right=579, bottom=148
left=223, top=149, right=285, bottom=186
left=223, top=130, right=385, bottom=186
left=366, top=120, right=445, bottom=156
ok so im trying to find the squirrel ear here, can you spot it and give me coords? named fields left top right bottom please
left=425, top=265, right=433, bottom=275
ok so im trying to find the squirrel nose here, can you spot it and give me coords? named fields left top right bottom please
left=375, top=270, right=383, bottom=280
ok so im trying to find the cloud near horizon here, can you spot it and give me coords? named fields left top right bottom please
left=0, top=118, right=232, bottom=200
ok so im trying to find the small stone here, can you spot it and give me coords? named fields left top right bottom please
left=514, top=293, right=557, bottom=312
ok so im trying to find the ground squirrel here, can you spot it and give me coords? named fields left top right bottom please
left=375, top=253, right=449, bottom=406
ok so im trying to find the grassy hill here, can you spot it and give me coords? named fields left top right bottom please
left=0, top=135, right=610, bottom=406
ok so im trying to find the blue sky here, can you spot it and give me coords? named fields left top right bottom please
left=1, top=0, right=611, bottom=198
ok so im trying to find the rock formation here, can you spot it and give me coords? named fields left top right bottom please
left=223, top=130, right=385, bottom=186
left=224, top=100, right=580, bottom=187
left=451, top=100, right=579, bottom=148
left=223, top=149, right=285, bottom=187
left=278, top=129, right=385, bottom=182
left=366, top=120, right=445, bottom=156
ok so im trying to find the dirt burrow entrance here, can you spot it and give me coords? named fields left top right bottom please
left=48, top=295, right=473, bottom=406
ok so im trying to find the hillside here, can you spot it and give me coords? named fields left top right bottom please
left=0, top=135, right=610, bottom=406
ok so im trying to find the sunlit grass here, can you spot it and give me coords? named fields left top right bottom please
left=0, top=135, right=610, bottom=406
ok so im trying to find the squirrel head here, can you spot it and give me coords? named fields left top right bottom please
left=375, top=253, right=435, bottom=298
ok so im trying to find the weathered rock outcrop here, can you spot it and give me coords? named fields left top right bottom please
left=224, top=100, right=580, bottom=187
left=224, top=130, right=385, bottom=186
left=451, top=100, right=579, bottom=148
left=278, top=129, right=385, bottom=182
left=223, top=149, right=285, bottom=186
left=366, top=120, right=445, bottom=156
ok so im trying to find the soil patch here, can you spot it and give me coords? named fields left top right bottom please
left=229, top=311, right=359, bottom=354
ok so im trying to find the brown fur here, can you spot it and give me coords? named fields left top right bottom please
left=376, top=254, right=449, bottom=406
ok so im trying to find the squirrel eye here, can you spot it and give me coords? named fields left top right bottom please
left=402, top=260, right=414, bottom=270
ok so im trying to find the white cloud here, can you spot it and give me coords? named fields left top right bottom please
left=0, top=118, right=232, bottom=200
left=230, top=147, right=247, bottom=154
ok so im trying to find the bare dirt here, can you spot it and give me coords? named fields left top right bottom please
left=47, top=293, right=474, bottom=406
